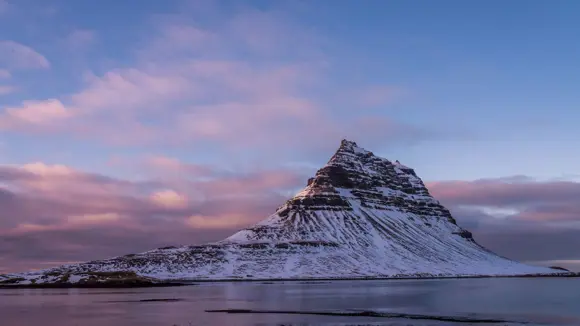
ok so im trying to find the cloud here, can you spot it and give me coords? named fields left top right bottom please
left=64, top=29, right=97, bottom=51
left=142, top=24, right=215, bottom=59
left=428, top=178, right=580, bottom=222
left=0, top=223, right=238, bottom=273
left=20, top=162, right=77, bottom=177
left=0, top=6, right=434, bottom=155
left=0, top=99, right=73, bottom=130
left=142, top=156, right=217, bottom=183
left=426, top=177, right=580, bottom=270
left=0, top=159, right=304, bottom=272
left=2, top=160, right=580, bottom=273
left=474, top=230, right=580, bottom=266
left=0, top=41, right=50, bottom=69
left=356, top=85, right=408, bottom=107
left=150, top=189, right=188, bottom=209
left=66, top=212, right=124, bottom=225
left=429, top=178, right=579, bottom=205
left=0, top=0, right=9, bottom=14
left=227, top=8, right=324, bottom=58
left=0, top=69, right=10, bottom=79
left=0, top=85, right=15, bottom=95
left=187, top=213, right=255, bottom=229
left=145, top=156, right=214, bottom=176
left=71, top=68, right=193, bottom=112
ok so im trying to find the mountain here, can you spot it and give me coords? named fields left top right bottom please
left=1, top=140, right=569, bottom=286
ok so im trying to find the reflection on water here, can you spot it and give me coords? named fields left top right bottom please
left=0, top=278, right=579, bottom=326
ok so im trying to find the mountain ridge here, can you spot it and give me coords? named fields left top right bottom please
left=1, top=139, right=571, bottom=286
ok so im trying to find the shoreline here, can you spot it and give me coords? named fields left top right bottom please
left=0, top=282, right=188, bottom=289
left=1, top=272, right=578, bottom=289
left=172, top=272, right=580, bottom=283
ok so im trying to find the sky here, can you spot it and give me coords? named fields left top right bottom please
left=1, top=0, right=579, bottom=273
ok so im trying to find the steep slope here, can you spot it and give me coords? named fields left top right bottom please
left=2, top=140, right=567, bottom=286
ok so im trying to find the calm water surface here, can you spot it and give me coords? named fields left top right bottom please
left=1, top=278, right=579, bottom=326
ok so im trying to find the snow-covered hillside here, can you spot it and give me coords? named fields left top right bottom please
left=1, top=140, right=568, bottom=286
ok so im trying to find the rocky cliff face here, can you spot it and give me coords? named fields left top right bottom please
left=226, top=139, right=461, bottom=244
left=2, top=140, right=567, bottom=286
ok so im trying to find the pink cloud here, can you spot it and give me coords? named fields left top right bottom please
left=2, top=159, right=580, bottom=272
left=0, top=69, right=10, bottom=79
left=186, top=214, right=249, bottom=229
left=428, top=179, right=580, bottom=207
left=0, top=157, right=307, bottom=272
left=72, top=69, right=192, bottom=112
left=144, top=155, right=216, bottom=179
left=427, top=178, right=580, bottom=223
left=197, top=169, right=305, bottom=198
left=0, top=8, right=331, bottom=148
left=0, top=6, right=429, bottom=156
left=149, top=189, right=189, bottom=209
left=0, top=85, right=15, bottom=95
left=0, top=99, right=73, bottom=131
left=176, top=95, right=323, bottom=146
left=0, top=41, right=50, bottom=69
left=0, top=159, right=304, bottom=270
left=416, top=178, right=580, bottom=268
left=64, top=29, right=96, bottom=51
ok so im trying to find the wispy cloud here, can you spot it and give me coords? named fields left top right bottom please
left=356, top=85, right=408, bottom=107
left=72, top=68, right=192, bottom=112
left=0, top=99, right=73, bottom=130
left=0, top=69, right=10, bottom=79
left=0, top=85, right=15, bottom=95
left=0, top=41, right=50, bottom=69
left=0, top=6, right=431, bottom=155
left=64, top=29, right=96, bottom=51
left=0, top=0, right=9, bottom=14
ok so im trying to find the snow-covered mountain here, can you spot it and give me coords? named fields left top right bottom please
left=2, top=140, right=568, bottom=286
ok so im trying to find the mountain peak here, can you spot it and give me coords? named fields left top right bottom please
left=336, top=138, right=369, bottom=155
left=328, top=139, right=375, bottom=167
left=256, top=140, right=459, bottom=230
left=339, top=138, right=359, bottom=149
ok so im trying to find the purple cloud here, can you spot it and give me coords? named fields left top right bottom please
left=427, top=177, right=580, bottom=270
left=0, top=40, right=50, bottom=69
left=0, top=160, right=306, bottom=273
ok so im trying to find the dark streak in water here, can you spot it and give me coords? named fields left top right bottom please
left=205, top=309, right=528, bottom=324
left=100, top=298, right=184, bottom=303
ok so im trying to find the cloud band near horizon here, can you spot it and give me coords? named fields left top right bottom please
left=1, top=158, right=579, bottom=273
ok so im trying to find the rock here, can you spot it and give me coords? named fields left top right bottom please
left=549, top=266, right=570, bottom=272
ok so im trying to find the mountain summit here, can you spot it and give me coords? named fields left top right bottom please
left=2, top=140, right=566, bottom=286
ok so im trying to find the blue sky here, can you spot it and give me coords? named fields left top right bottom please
left=1, top=0, right=580, bottom=272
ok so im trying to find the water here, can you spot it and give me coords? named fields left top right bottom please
left=1, top=278, right=579, bottom=326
